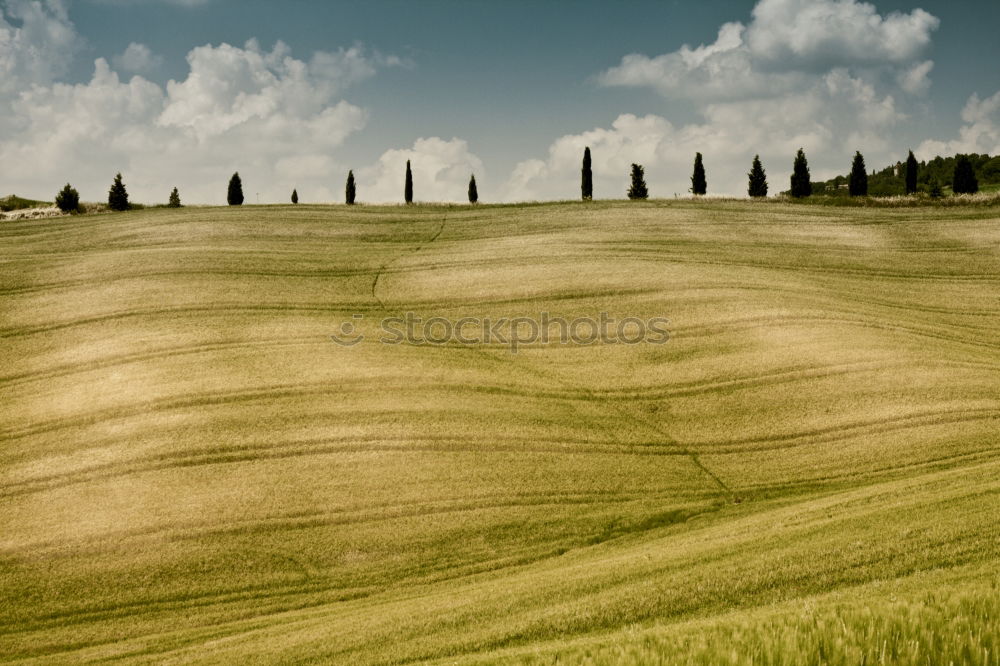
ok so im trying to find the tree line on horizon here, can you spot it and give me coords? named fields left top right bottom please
left=610, top=148, right=983, bottom=202
left=50, top=148, right=991, bottom=214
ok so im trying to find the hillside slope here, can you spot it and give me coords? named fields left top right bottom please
left=2, top=201, right=999, bottom=664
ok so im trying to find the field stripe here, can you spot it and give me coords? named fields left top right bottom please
left=367, top=215, right=736, bottom=499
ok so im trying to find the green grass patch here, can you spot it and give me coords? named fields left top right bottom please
left=0, top=194, right=51, bottom=211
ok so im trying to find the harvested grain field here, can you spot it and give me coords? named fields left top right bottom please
left=2, top=200, right=999, bottom=664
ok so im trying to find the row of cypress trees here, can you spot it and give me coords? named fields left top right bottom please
left=588, top=147, right=980, bottom=200
left=224, top=160, right=480, bottom=206
left=55, top=149, right=981, bottom=212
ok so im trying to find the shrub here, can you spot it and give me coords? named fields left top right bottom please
left=952, top=155, right=979, bottom=194
left=108, top=173, right=130, bottom=211
left=748, top=155, right=768, bottom=198
left=790, top=149, right=812, bottom=198
left=55, top=184, right=80, bottom=213
left=291, top=189, right=299, bottom=204
left=627, top=163, right=648, bottom=200
left=168, top=187, right=181, bottom=208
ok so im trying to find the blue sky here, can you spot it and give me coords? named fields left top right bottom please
left=3, top=0, right=999, bottom=203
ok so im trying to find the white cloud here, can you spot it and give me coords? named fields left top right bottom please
left=524, top=0, right=938, bottom=199
left=745, top=0, right=939, bottom=69
left=917, top=91, right=1000, bottom=158
left=0, top=0, right=78, bottom=95
left=503, top=114, right=672, bottom=201
left=507, top=67, right=905, bottom=200
left=5, top=59, right=165, bottom=172
left=898, top=60, right=934, bottom=95
left=157, top=40, right=374, bottom=141
left=599, top=23, right=803, bottom=101
left=599, top=0, right=939, bottom=102
left=112, top=42, right=163, bottom=74
left=0, top=27, right=390, bottom=203
left=358, top=137, right=483, bottom=203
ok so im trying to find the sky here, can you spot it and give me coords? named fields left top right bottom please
left=2, top=0, right=999, bottom=204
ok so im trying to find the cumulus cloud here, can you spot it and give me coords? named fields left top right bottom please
left=157, top=40, right=374, bottom=142
left=917, top=91, right=1000, bottom=158
left=0, top=23, right=393, bottom=203
left=504, top=114, right=671, bottom=201
left=505, top=68, right=903, bottom=200
left=599, top=22, right=804, bottom=101
left=112, top=42, right=163, bottom=74
left=898, top=60, right=934, bottom=95
left=519, top=0, right=939, bottom=199
left=745, top=0, right=939, bottom=69
left=0, top=0, right=78, bottom=95
left=358, top=137, right=483, bottom=203
left=5, top=59, right=165, bottom=175
left=599, top=0, right=939, bottom=101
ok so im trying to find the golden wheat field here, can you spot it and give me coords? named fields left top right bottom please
left=2, top=200, right=999, bottom=664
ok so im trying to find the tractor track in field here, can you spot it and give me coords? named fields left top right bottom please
left=366, top=213, right=736, bottom=499
left=5, top=395, right=997, bottom=487
left=369, top=216, right=448, bottom=306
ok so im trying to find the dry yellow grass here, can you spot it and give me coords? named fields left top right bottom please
left=1, top=199, right=998, bottom=663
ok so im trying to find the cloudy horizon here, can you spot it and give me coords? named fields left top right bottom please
left=2, top=0, right=999, bottom=204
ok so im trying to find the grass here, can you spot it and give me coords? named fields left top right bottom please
left=478, top=566, right=1000, bottom=665
left=779, top=191, right=1000, bottom=206
left=0, top=195, right=51, bottom=212
left=1, top=199, right=999, bottom=664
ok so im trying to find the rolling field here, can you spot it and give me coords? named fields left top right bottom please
left=2, top=199, right=1000, bottom=664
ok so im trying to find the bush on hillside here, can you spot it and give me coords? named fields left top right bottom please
left=108, top=173, right=130, bottom=211
left=55, top=185, right=80, bottom=213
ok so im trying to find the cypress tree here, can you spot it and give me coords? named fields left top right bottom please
left=291, top=189, right=299, bottom=204
left=952, top=155, right=979, bottom=194
left=690, top=152, right=707, bottom=195
left=468, top=174, right=478, bottom=204
left=581, top=146, right=593, bottom=200
left=55, top=183, right=80, bottom=213
left=168, top=187, right=181, bottom=208
left=346, top=170, right=356, bottom=205
left=748, top=155, right=768, bottom=198
left=627, top=163, right=648, bottom=200
left=404, top=160, right=413, bottom=204
left=108, top=173, right=129, bottom=211
left=790, top=148, right=811, bottom=198
left=227, top=172, right=244, bottom=206
left=905, top=150, right=918, bottom=195
left=849, top=151, right=868, bottom=197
